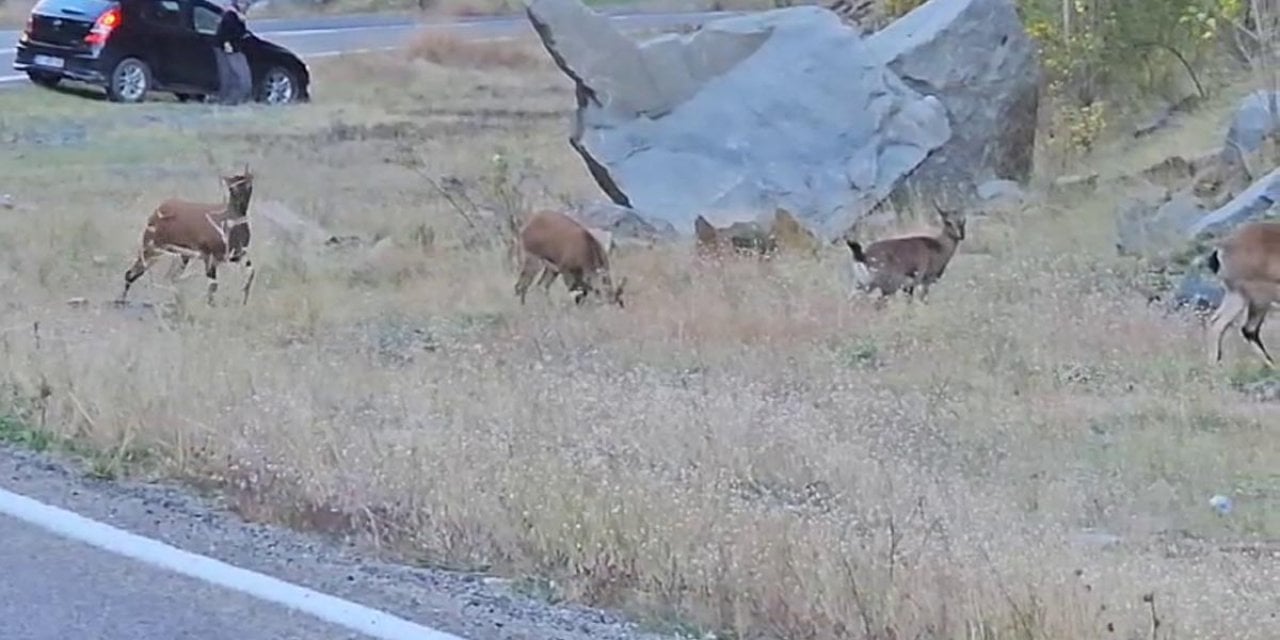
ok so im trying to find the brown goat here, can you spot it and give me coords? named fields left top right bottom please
left=1205, top=220, right=1280, bottom=367
left=771, top=208, right=820, bottom=256
left=118, top=166, right=255, bottom=306
left=845, top=203, right=966, bottom=302
left=515, top=209, right=626, bottom=307
left=694, top=214, right=778, bottom=259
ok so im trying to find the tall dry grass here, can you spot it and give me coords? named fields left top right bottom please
left=0, top=43, right=1277, bottom=639
left=405, top=29, right=540, bottom=68
left=0, top=0, right=35, bottom=26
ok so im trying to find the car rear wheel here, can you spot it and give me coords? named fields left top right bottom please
left=27, top=71, right=61, bottom=89
left=107, top=58, right=151, bottom=104
left=256, top=65, right=299, bottom=105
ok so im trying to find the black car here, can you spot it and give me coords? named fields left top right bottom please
left=13, top=0, right=310, bottom=104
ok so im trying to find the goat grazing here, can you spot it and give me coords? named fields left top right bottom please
left=515, top=209, right=626, bottom=307
left=845, top=202, right=966, bottom=302
left=118, top=165, right=255, bottom=306
left=771, top=208, right=821, bottom=256
left=694, top=214, right=777, bottom=259
left=1205, top=220, right=1280, bottom=367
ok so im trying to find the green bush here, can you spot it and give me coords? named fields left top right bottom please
left=882, top=0, right=1245, bottom=158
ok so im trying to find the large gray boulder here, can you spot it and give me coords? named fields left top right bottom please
left=1115, top=189, right=1207, bottom=257
left=525, top=0, right=1039, bottom=241
left=573, top=201, right=680, bottom=245
left=1187, top=167, right=1280, bottom=239
left=870, top=0, right=1040, bottom=191
left=1225, top=90, right=1280, bottom=157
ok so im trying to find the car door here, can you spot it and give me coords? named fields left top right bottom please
left=183, top=0, right=224, bottom=92
left=133, top=0, right=189, bottom=87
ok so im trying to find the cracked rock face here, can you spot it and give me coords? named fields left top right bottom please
left=525, top=0, right=1040, bottom=241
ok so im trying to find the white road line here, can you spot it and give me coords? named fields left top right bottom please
left=303, top=33, right=518, bottom=58
left=0, top=487, right=469, bottom=640
left=0, top=74, right=24, bottom=83
left=263, top=24, right=414, bottom=37
left=306, top=46, right=398, bottom=58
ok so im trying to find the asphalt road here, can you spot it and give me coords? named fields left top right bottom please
left=0, top=8, right=737, bottom=86
left=0, top=513, right=370, bottom=640
left=0, top=444, right=671, bottom=640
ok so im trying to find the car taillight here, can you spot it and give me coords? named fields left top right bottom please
left=20, top=15, right=33, bottom=42
left=84, top=6, right=121, bottom=46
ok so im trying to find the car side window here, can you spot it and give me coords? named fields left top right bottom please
left=143, top=0, right=184, bottom=28
left=192, top=3, right=220, bottom=35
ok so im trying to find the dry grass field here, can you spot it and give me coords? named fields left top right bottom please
left=1, top=34, right=1278, bottom=639
left=0, top=0, right=33, bottom=26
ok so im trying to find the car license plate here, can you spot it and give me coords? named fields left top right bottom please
left=33, top=55, right=64, bottom=69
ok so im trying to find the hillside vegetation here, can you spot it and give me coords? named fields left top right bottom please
left=1, top=3, right=1278, bottom=639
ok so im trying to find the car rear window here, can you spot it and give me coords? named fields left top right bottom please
left=30, top=0, right=116, bottom=17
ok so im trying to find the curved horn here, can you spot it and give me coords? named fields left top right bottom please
left=931, top=197, right=946, bottom=214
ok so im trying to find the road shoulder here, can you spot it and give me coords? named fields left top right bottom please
left=0, top=444, right=669, bottom=640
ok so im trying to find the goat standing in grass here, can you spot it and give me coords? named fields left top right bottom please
left=118, top=165, right=256, bottom=306
left=845, top=202, right=966, bottom=302
left=515, top=209, right=626, bottom=307
left=694, top=214, right=777, bottom=259
left=1205, top=220, right=1280, bottom=367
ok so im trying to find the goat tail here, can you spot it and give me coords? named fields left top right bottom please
left=845, top=239, right=867, bottom=263
left=1205, top=248, right=1221, bottom=275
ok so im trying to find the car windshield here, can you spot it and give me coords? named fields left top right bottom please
left=31, top=0, right=116, bottom=17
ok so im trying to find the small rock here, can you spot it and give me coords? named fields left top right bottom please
left=977, top=179, right=1024, bottom=201
left=1069, top=529, right=1123, bottom=549
left=1133, top=103, right=1173, bottom=138
left=325, top=235, right=366, bottom=249
left=1209, top=494, right=1233, bottom=516
left=1170, top=272, right=1224, bottom=311
left=976, top=179, right=1026, bottom=213
left=1115, top=188, right=1207, bottom=258
left=91, top=255, right=111, bottom=266
left=66, top=297, right=89, bottom=307
left=1, top=194, right=12, bottom=210
left=1137, top=155, right=1195, bottom=189
left=1114, top=198, right=1162, bottom=257
left=1225, top=90, right=1280, bottom=155
left=1240, top=379, right=1280, bottom=402
left=1050, top=173, right=1099, bottom=199
left=573, top=201, right=678, bottom=245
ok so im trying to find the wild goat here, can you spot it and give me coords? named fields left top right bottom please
left=515, top=209, right=626, bottom=307
left=694, top=214, right=777, bottom=258
left=118, top=166, right=255, bottom=306
left=845, top=203, right=966, bottom=301
left=1205, top=220, right=1280, bottom=367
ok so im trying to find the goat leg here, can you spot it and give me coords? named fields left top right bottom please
left=514, top=255, right=541, bottom=305
left=204, top=256, right=219, bottom=307
left=1208, top=290, right=1247, bottom=365
left=240, top=258, right=255, bottom=306
left=119, top=249, right=160, bottom=304
left=537, top=264, right=560, bottom=295
left=1242, top=303, right=1276, bottom=368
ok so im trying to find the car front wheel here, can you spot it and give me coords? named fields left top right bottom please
left=256, top=65, right=299, bottom=105
left=106, top=57, right=151, bottom=104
